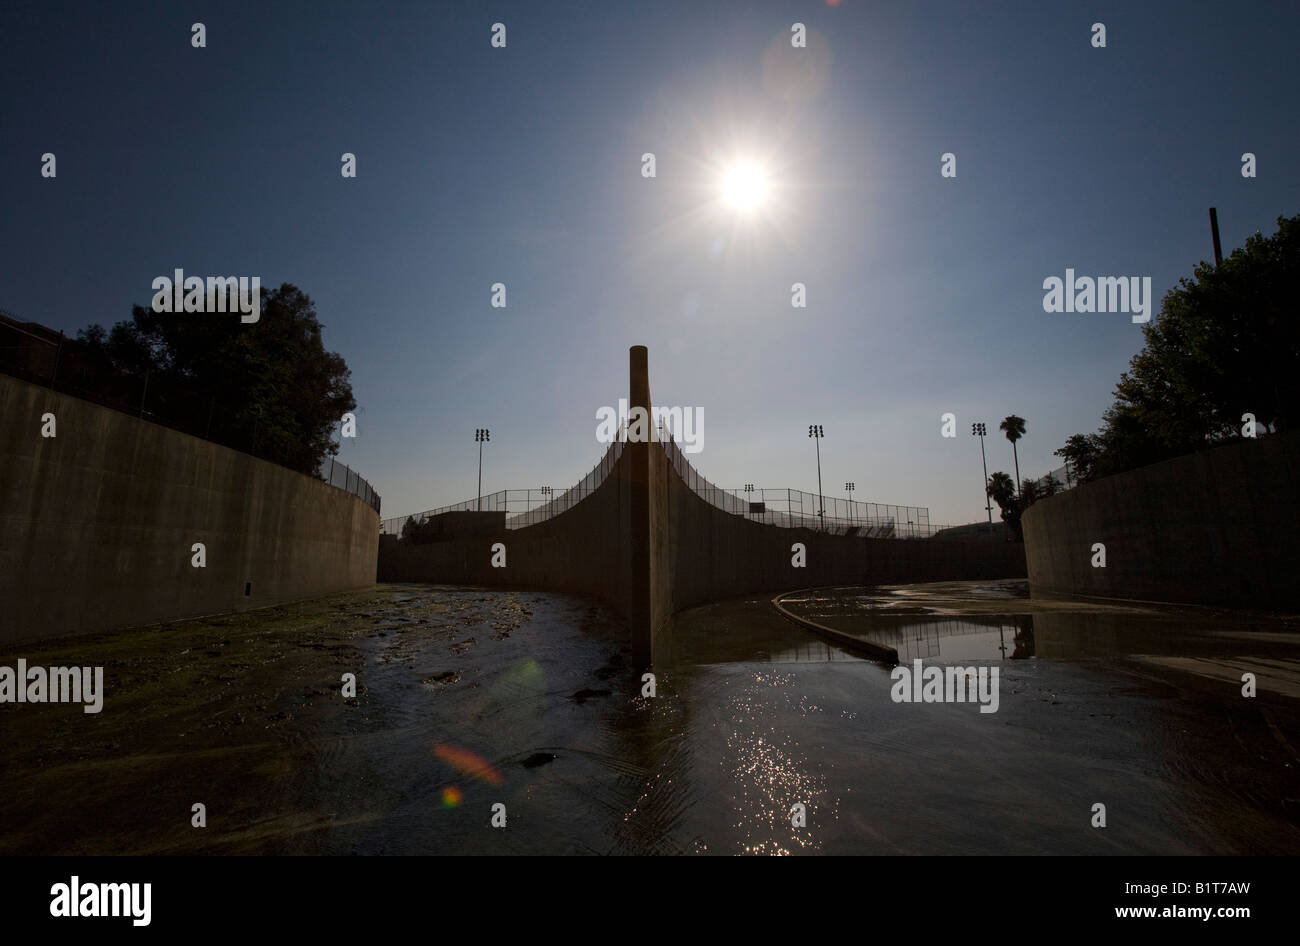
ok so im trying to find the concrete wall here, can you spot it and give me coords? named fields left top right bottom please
left=1022, top=431, right=1300, bottom=610
left=659, top=452, right=1027, bottom=616
left=378, top=346, right=1027, bottom=668
left=1, top=374, right=379, bottom=645
left=378, top=445, right=633, bottom=620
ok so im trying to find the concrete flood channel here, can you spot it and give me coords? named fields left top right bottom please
left=2, top=580, right=1298, bottom=854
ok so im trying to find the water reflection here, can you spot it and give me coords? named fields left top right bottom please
left=776, top=582, right=1300, bottom=664
left=838, top=615, right=1036, bottom=662
left=661, top=588, right=1300, bottom=855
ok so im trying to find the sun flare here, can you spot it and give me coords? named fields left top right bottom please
left=719, top=161, right=771, bottom=213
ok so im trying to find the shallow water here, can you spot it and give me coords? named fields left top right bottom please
left=302, top=585, right=1300, bottom=854
left=778, top=580, right=1300, bottom=662
left=3, top=582, right=1297, bottom=854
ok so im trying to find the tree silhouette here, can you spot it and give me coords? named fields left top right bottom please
left=71, top=283, right=354, bottom=475
left=1057, top=213, right=1300, bottom=480
left=1054, top=434, right=1100, bottom=486
left=986, top=471, right=1019, bottom=539
left=1000, top=415, right=1026, bottom=495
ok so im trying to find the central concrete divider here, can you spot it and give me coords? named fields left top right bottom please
left=379, top=346, right=1027, bottom=668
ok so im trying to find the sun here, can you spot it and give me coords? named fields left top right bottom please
left=719, top=161, right=771, bottom=213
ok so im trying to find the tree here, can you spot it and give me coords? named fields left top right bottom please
left=1054, top=434, right=1101, bottom=486
left=1056, top=213, right=1300, bottom=480
left=986, top=471, right=1016, bottom=509
left=986, top=470, right=1054, bottom=542
left=1120, top=216, right=1298, bottom=440
left=986, top=471, right=1021, bottom=540
left=73, top=283, right=355, bottom=475
left=1000, top=415, right=1026, bottom=495
left=1018, top=478, right=1040, bottom=507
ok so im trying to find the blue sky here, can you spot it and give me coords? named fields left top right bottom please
left=3, top=0, right=1297, bottom=527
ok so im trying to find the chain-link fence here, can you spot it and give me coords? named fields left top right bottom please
left=385, top=431, right=940, bottom=539
left=318, top=457, right=381, bottom=513
left=662, top=437, right=935, bottom=537
left=1027, top=463, right=1075, bottom=494
left=382, top=440, right=623, bottom=535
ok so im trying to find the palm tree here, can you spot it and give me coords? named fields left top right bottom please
left=1000, top=415, right=1026, bottom=496
left=986, top=471, right=1023, bottom=541
left=986, top=472, right=1017, bottom=514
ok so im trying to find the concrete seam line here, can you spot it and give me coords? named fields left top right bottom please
left=770, top=587, right=899, bottom=664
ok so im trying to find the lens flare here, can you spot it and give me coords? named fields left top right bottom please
left=433, top=744, right=503, bottom=785
left=441, top=785, right=463, bottom=808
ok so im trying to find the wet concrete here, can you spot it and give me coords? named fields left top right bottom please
left=1, top=581, right=1297, bottom=854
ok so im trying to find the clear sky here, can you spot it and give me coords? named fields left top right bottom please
left=3, top=0, right=1297, bottom=527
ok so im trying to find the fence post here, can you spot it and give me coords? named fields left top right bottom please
left=51, top=332, right=64, bottom=388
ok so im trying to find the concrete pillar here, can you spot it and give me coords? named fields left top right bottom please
left=627, top=345, right=652, bottom=668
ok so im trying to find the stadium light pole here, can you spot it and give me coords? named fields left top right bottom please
left=845, top=482, right=855, bottom=530
left=972, top=423, right=992, bottom=528
left=475, top=428, right=490, bottom=511
left=808, top=425, right=825, bottom=531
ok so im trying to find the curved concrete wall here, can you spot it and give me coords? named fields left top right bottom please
left=657, top=450, right=1026, bottom=611
left=1, top=374, right=379, bottom=644
left=1022, top=431, right=1300, bottom=609
left=648, top=446, right=1026, bottom=659
left=379, top=346, right=1027, bottom=666
left=379, top=445, right=633, bottom=617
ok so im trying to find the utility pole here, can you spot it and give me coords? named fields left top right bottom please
left=475, top=428, right=490, bottom=511
left=1209, top=207, right=1223, bottom=267
left=973, top=422, right=992, bottom=528
left=808, top=425, right=824, bottom=530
